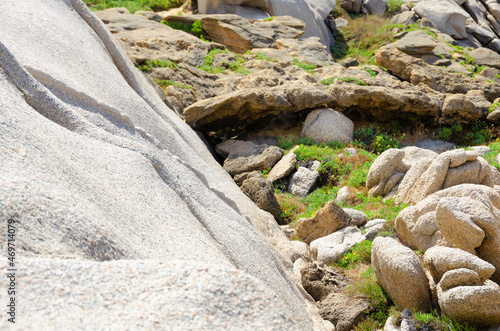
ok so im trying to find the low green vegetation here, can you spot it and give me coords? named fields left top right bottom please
left=386, top=0, right=404, bottom=14
left=335, top=240, right=372, bottom=269
left=83, top=0, right=184, bottom=13
left=489, top=102, right=500, bottom=113
left=364, top=67, right=378, bottom=77
left=263, top=16, right=276, bottom=22
left=434, top=122, right=493, bottom=147
left=162, top=20, right=209, bottom=41
left=153, top=78, right=192, bottom=89
left=411, top=311, right=476, bottom=331
left=319, top=77, right=368, bottom=86
left=136, top=59, right=179, bottom=72
left=293, top=58, right=318, bottom=72
left=484, top=142, right=500, bottom=170
left=197, top=49, right=252, bottom=75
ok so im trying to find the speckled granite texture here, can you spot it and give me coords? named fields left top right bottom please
left=0, top=0, right=320, bottom=329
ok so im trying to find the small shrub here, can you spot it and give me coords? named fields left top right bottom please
left=319, top=77, right=368, bottom=86
left=276, top=193, right=307, bottom=221
left=412, top=311, right=477, bottom=331
left=293, top=58, right=318, bottom=72
left=489, top=102, right=500, bottom=113
left=263, top=16, right=276, bottom=21
left=386, top=0, right=404, bottom=14
left=364, top=67, right=378, bottom=77
left=84, top=0, right=184, bottom=13
left=136, top=59, right=179, bottom=72
left=336, top=240, right=373, bottom=269
left=162, top=19, right=209, bottom=41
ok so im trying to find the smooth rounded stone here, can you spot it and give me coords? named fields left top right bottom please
left=414, top=139, right=456, bottom=153
left=394, top=30, right=437, bottom=55
left=489, top=108, right=500, bottom=123
left=0, top=1, right=325, bottom=329
left=437, top=280, right=500, bottom=327
left=319, top=293, right=371, bottom=331
left=336, top=186, right=356, bottom=203
left=310, top=226, right=365, bottom=263
left=363, top=0, right=388, bottom=15
left=300, top=109, right=354, bottom=144
left=438, top=268, right=482, bottom=291
left=343, top=208, right=368, bottom=226
left=424, top=246, right=495, bottom=283
left=239, top=171, right=284, bottom=224
left=267, top=146, right=298, bottom=182
left=1, top=259, right=298, bottom=330
left=287, top=165, right=319, bottom=197
left=365, top=219, right=386, bottom=232
left=470, top=145, right=491, bottom=155
left=300, top=262, right=352, bottom=301
left=414, top=0, right=469, bottom=39
left=372, top=237, right=432, bottom=312
left=136, top=10, right=163, bottom=22
left=335, top=17, right=349, bottom=29
left=294, top=200, right=353, bottom=244
left=216, top=140, right=284, bottom=176
left=469, top=47, right=500, bottom=70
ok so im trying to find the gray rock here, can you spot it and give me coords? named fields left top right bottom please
left=372, top=237, right=432, bottom=312
left=238, top=171, right=283, bottom=224
left=365, top=219, right=386, bottom=232
left=340, top=0, right=362, bottom=14
left=470, top=145, right=491, bottom=156
left=288, top=165, right=319, bottom=197
left=466, top=23, right=495, bottom=45
left=338, top=57, right=359, bottom=67
left=414, top=139, right=456, bottom=153
left=394, top=30, right=437, bottom=55
left=440, top=90, right=491, bottom=125
left=276, top=37, right=333, bottom=63
left=268, top=146, right=298, bottom=182
left=335, top=17, right=349, bottom=29
left=469, top=47, right=500, bottom=70
left=336, top=186, right=356, bottom=203
left=300, top=108, right=354, bottom=144
left=319, top=293, right=371, bottom=331
left=217, top=140, right=284, bottom=176
left=363, top=0, right=388, bottom=15
left=0, top=1, right=322, bottom=329
left=343, top=208, right=369, bottom=226
left=414, top=0, right=469, bottom=39
left=300, top=262, right=351, bottom=301
left=0, top=259, right=299, bottom=330
left=391, top=11, right=417, bottom=25
left=310, top=226, right=365, bottom=263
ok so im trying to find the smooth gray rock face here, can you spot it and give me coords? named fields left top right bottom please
left=300, top=108, right=354, bottom=144
left=0, top=259, right=298, bottom=330
left=0, top=0, right=319, bottom=329
left=414, top=0, right=469, bottom=39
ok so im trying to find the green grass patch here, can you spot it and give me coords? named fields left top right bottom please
left=83, top=0, right=184, bottom=13
left=136, top=59, right=179, bottom=72
left=364, top=67, right=378, bottom=77
left=412, top=311, right=477, bottom=331
left=293, top=58, right=318, bottom=72
left=489, top=102, right=500, bottom=113
left=263, top=16, right=276, bottom=21
left=197, top=49, right=251, bottom=75
left=484, top=142, right=500, bottom=170
left=386, top=0, right=404, bottom=14
left=162, top=20, right=209, bottom=41
left=335, top=240, right=373, bottom=269
left=153, top=78, right=192, bottom=89
left=319, top=76, right=368, bottom=86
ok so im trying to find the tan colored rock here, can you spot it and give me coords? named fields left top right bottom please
left=424, top=246, right=495, bottom=284
left=413, top=0, right=469, bottom=39
left=267, top=146, right=297, bottom=182
left=276, top=37, right=333, bottom=64
left=375, top=45, right=500, bottom=101
left=371, top=237, right=431, bottom=312
left=300, top=109, right=353, bottom=144
left=199, top=14, right=304, bottom=54
left=184, top=85, right=334, bottom=132
left=437, top=280, right=500, bottom=327
left=319, top=293, right=371, bottom=331
left=300, top=262, right=351, bottom=301
left=294, top=200, right=353, bottom=244
left=440, top=90, right=490, bottom=124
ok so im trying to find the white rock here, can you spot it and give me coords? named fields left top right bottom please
left=310, top=226, right=365, bottom=263
left=288, top=166, right=319, bottom=197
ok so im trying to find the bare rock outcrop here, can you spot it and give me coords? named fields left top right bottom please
left=371, top=237, right=432, bottom=312
left=395, top=184, right=500, bottom=283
